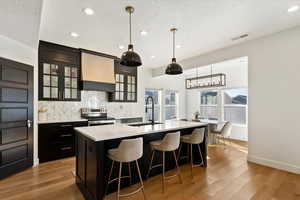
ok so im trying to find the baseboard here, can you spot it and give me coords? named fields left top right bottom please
left=247, top=155, right=300, bottom=175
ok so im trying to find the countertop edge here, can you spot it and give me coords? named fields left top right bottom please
left=75, top=122, right=208, bottom=142
left=38, top=119, right=88, bottom=124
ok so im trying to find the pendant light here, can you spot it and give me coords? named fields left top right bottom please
left=120, top=6, right=142, bottom=67
left=165, top=28, right=183, bottom=75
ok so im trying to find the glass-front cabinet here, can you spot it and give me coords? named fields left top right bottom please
left=109, top=62, right=137, bottom=102
left=114, top=73, right=125, bottom=101
left=42, top=63, right=59, bottom=99
left=63, top=66, right=79, bottom=100
left=39, top=41, right=81, bottom=101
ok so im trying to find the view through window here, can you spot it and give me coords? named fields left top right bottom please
left=200, top=91, right=218, bottom=119
left=199, top=88, right=248, bottom=125
left=223, top=88, right=247, bottom=124
left=165, top=90, right=178, bottom=120
left=145, top=89, right=161, bottom=121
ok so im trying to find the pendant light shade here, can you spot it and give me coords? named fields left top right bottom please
left=165, top=58, right=183, bottom=75
left=120, top=6, right=142, bottom=67
left=165, top=28, right=183, bottom=75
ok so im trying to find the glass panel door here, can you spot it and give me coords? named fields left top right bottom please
left=42, top=63, right=59, bottom=99
left=64, top=66, right=79, bottom=100
left=127, top=75, right=136, bottom=101
left=115, top=74, right=124, bottom=101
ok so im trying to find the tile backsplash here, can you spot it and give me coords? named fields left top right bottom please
left=38, top=91, right=143, bottom=121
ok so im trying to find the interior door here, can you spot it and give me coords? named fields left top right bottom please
left=0, top=57, right=33, bottom=179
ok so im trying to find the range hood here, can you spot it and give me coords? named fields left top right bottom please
left=81, top=49, right=116, bottom=92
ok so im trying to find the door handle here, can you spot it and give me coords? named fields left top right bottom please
left=27, top=120, right=32, bottom=128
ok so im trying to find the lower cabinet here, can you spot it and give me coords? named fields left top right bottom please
left=38, top=121, right=88, bottom=163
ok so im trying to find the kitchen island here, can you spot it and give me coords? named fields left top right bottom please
left=75, top=121, right=208, bottom=200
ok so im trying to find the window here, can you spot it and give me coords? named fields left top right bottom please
left=223, top=88, right=248, bottom=125
left=144, top=89, right=162, bottom=121
left=165, top=90, right=179, bottom=120
left=199, top=91, right=219, bottom=119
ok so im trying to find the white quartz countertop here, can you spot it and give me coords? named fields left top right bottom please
left=75, top=120, right=208, bottom=141
left=38, top=118, right=88, bottom=124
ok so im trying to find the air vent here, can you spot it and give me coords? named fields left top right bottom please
left=231, top=34, right=249, bottom=41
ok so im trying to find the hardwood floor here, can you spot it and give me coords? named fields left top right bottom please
left=1, top=141, right=299, bottom=200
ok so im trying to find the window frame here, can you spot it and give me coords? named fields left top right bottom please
left=222, top=88, right=248, bottom=126
left=144, top=88, right=162, bottom=122
left=164, top=90, right=179, bottom=121
left=198, top=88, right=248, bottom=126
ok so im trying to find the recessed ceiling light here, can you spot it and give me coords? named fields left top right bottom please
left=176, top=44, right=181, bottom=49
left=140, top=30, right=148, bottom=36
left=83, top=8, right=95, bottom=15
left=118, top=45, right=125, bottom=50
left=70, top=32, right=79, bottom=37
left=150, top=55, right=155, bottom=59
left=288, top=5, right=299, bottom=13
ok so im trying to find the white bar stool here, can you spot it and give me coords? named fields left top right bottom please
left=146, top=132, right=182, bottom=193
left=177, top=128, right=205, bottom=179
left=105, top=137, right=146, bottom=200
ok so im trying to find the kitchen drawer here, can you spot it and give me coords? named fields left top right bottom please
left=51, top=143, right=75, bottom=160
left=38, top=121, right=88, bottom=163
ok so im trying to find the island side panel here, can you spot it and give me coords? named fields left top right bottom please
left=76, top=132, right=106, bottom=200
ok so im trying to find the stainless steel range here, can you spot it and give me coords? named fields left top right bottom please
left=81, top=108, right=116, bottom=126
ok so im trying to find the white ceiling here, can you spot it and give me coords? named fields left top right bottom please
left=40, top=0, right=300, bottom=68
left=0, top=0, right=43, bottom=48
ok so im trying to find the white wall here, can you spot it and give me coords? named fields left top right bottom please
left=0, top=34, right=39, bottom=166
left=153, top=26, right=300, bottom=174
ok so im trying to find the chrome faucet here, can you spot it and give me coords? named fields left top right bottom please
left=145, top=96, right=155, bottom=125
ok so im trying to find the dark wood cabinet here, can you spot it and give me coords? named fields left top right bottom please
left=38, top=41, right=81, bottom=101
left=109, top=61, right=137, bottom=102
left=38, top=121, right=88, bottom=163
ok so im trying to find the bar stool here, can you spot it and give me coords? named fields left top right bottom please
left=177, top=128, right=205, bottom=179
left=146, top=132, right=182, bottom=193
left=105, top=137, right=146, bottom=200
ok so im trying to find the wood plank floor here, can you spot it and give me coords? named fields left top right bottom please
left=1, top=141, right=299, bottom=200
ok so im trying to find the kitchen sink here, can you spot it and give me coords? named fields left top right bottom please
left=128, top=122, right=163, bottom=127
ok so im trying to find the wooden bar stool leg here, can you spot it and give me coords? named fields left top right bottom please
left=146, top=150, right=155, bottom=179
left=117, top=162, right=122, bottom=200
left=197, top=144, right=204, bottom=165
left=173, top=151, right=183, bottom=184
left=162, top=151, right=165, bottom=193
left=105, top=160, right=114, bottom=196
left=135, top=160, right=147, bottom=199
left=190, top=144, right=193, bottom=178
left=177, top=143, right=182, bottom=161
left=128, top=162, right=132, bottom=185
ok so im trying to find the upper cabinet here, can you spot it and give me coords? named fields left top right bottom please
left=109, top=61, right=138, bottom=102
left=38, top=41, right=138, bottom=102
left=39, top=41, right=81, bottom=101
left=80, top=49, right=116, bottom=92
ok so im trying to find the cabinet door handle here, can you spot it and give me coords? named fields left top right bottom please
left=60, top=134, right=72, bottom=137
left=61, top=147, right=72, bottom=151
left=60, top=124, right=72, bottom=127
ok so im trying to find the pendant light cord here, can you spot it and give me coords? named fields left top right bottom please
left=129, top=12, right=132, bottom=44
left=173, top=30, right=175, bottom=58
left=210, top=64, right=213, bottom=86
